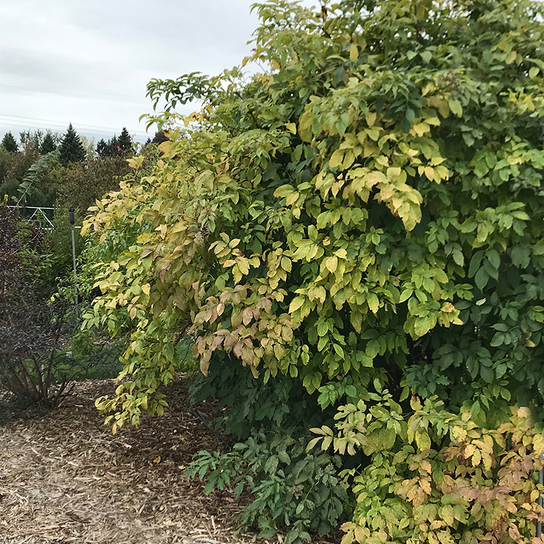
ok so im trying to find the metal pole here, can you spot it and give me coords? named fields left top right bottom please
left=538, top=458, right=543, bottom=538
left=69, top=207, right=78, bottom=305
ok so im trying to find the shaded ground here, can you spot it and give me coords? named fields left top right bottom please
left=0, top=379, right=269, bottom=544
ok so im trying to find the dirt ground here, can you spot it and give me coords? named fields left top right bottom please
left=0, top=379, right=275, bottom=544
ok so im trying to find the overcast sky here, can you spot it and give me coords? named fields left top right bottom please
left=0, top=0, right=316, bottom=145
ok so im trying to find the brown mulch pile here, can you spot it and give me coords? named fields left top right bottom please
left=0, top=379, right=270, bottom=544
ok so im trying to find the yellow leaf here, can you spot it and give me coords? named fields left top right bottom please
left=452, top=425, right=467, bottom=442
left=367, top=293, right=379, bottom=314
left=289, top=296, right=305, bottom=313
left=153, top=456, right=161, bottom=464
left=286, top=122, right=297, bottom=134
left=438, top=99, right=450, bottom=118
left=424, top=167, right=435, bottom=181
left=422, top=81, right=435, bottom=96
left=325, top=256, right=338, bottom=273
left=411, top=396, right=422, bottom=410
left=349, top=43, right=359, bottom=61
left=415, top=430, right=431, bottom=451
left=142, top=284, right=150, bottom=296
left=421, top=460, right=432, bottom=473
left=367, top=171, right=387, bottom=187
left=127, top=155, right=145, bottom=169
left=411, top=122, right=430, bottom=137
left=420, top=478, right=432, bottom=494
left=330, top=149, right=345, bottom=168
left=354, top=527, right=367, bottom=543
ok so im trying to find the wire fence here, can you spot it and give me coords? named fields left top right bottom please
left=7, top=205, right=55, bottom=230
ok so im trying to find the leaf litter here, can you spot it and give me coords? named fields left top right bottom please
left=0, top=379, right=296, bottom=544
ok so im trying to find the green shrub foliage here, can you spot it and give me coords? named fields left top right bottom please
left=82, top=0, right=544, bottom=541
left=187, top=431, right=348, bottom=543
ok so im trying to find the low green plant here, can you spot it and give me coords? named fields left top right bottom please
left=187, top=357, right=349, bottom=543
left=187, top=431, right=348, bottom=544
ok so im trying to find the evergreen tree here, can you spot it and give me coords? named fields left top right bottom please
left=108, top=136, right=120, bottom=157
left=40, top=133, right=57, bottom=155
left=58, top=124, right=85, bottom=167
left=1, top=132, right=18, bottom=153
left=96, top=139, right=107, bottom=158
left=118, top=127, right=132, bottom=153
left=96, top=136, right=121, bottom=158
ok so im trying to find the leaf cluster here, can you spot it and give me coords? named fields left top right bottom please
left=187, top=430, right=348, bottom=544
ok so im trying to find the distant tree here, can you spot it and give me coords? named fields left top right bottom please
left=19, top=130, right=44, bottom=151
left=1, top=133, right=18, bottom=153
left=4, top=147, right=41, bottom=185
left=96, top=139, right=107, bottom=158
left=57, top=155, right=131, bottom=214
left=118, top=127, right=132, bottom=154
left=96, top=135, right=121, bottom=158
left=79, top=135, right=96, bottom=162
left=108, top=136, right=120, bottom=156
left=58, top=124, right=86, bottom=167
left=0, top=148, right=13, bottom=186
left=152, top=131, right=168, bottom=145
left=40, top=133, right=57, bottom=155
left=0, top=146, right=55, bottom=205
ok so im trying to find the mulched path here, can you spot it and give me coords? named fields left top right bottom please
left=0, top=379, right=271, bottom=544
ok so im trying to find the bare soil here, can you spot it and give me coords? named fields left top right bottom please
left=0, top=379, right=271, bottom=544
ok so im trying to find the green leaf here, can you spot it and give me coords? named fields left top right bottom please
left=511, top=246, right=531, bottom=268
left=363, top=427, right=396, bottom=455
left=474, top=267, right=489, bottom=290
left=420, top=51, right=432, bottom=64
left=334, top=66, right=345, bottom=85
left=490, top=332, right=504, bottom=347
left=487, top=249, right=501, bottom=270
left=345, top=385, right=357, bottom=397
left=480, top=366, right=494, bottom=383
left=449, top=99, right=463, bottom=117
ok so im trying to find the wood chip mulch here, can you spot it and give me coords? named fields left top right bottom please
left=0, top=379, right=275, bottom=544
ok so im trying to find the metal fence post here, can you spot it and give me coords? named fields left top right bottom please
left=538, top=458, right=543, bottom=538
left=69, top=207, right=78, bottom=305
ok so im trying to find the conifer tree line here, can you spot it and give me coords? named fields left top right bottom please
left=0, top=124, right=136, bottom=212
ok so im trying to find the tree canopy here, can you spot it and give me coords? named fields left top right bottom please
left=1, top=132, right=18, bottom=153
left=40, top=133, right=58, bottom=155
left=82, top=0, right=544, bottom=542
left=59, top=124, right=86, bottom=167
